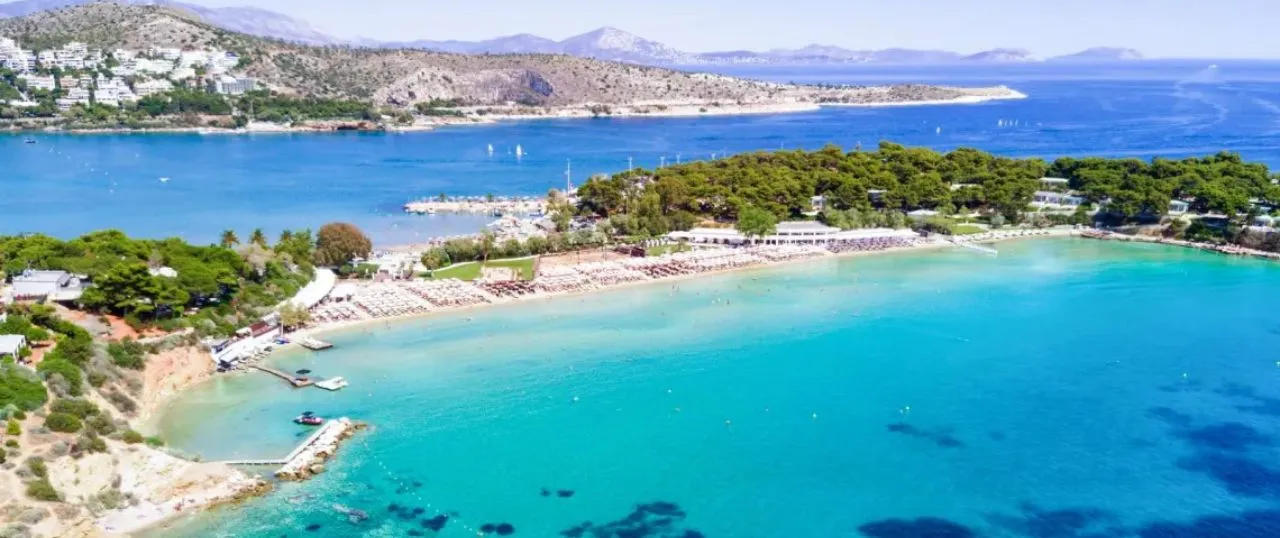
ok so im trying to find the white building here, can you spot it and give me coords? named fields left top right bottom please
left=1168, top=200, right=1190, bottom=215
left=1032, top=190, right=1087, bottom=209
left=18, top=74, right=55, bottom=91
left=0, top=334, right=27, bottom=358
left=10, top=270, right=87, bottom=302
left=209, top=75, right=256, bottom=95
left=668, top=222, right=920, bottom=246
left=148, top=47, right=182, bottom=60
left=169, top=66, right=196, bottom=81
left=135, top=58, right=174, bottom=75
left=134, top=79, right=174, bottom=97
left=56, top=87, right=91, bottom=110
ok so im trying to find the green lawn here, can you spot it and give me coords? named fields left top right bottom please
left=430, top=262, right=481, bottom=280
left=484, top=257, right=536, bottom=280
left=645, top=243, right=691, bottom=257
left=429, top=257, right=536, bottom=281
left=951, top=224, right=987, bottom=236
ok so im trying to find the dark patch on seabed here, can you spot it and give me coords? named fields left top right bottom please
left=560, top=501, right=702, bottom=538
left=1215, top=382, right=1280, bottom=418
left=857, top=517, right=977, bottom=537
left=1135, top=509, right=1280, bottom=537
left=984, top=502, right=1126, bottom=538
left=886, top=422, right=965, bottom=448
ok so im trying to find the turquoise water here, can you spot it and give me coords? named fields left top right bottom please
left=147, top=239, right=1280, bottom=537
left=11, top=61, right=1280, bottom=244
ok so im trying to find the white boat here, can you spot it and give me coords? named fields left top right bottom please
left=159, top=177, right=170, bottom=183
left=515, top=144, right=524, bottom=158
left=487, top=143, right=494, bottom=155
left=316, top=377, right=349, bottom=391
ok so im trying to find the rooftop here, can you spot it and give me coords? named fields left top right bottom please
left=14, top=269, right=70, bottom=283
left=0, top=334, right=27, bottom=354
left=775, top=221, right=839, bottom=232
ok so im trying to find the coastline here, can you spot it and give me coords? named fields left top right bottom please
left=276, top=229, right=1068, bottom=350
left=9, top=89, right=1027, bottom=136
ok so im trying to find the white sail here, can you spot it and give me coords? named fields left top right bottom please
left=487, top=144, right=494, bottom=155
left=515, top=144, right=524, bottom=158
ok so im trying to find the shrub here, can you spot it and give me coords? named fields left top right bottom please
left=36, top=358, right=82, bottom=396
left=5, top=439, right=17, bottom=448
left=6, top=418, right=19, bottom=436
left=122, top=430, right=144, bottom=444
left=144, top=436, right=164, bottom=447
left=25, top=479, right=60, bottom=501
left=107, top=339, right=147, bottom=370
left=44, top=412, right=82, bottom=434
left=50, top=399, right=99, bottom=419
left=26, top=457, right=46, bottom=478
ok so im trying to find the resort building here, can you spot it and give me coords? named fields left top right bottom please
left=209, top=75, right=257, bottom=95
left=10, top=270, right=88, bottom=302
left=134, top=79, right=174, bottom=97
left=1168, top=200, right=1190, bottom=215
left=1040, top=177, right=1071, bottom=189
left=668, top=222, right=920, bottom=246
left=1032, top=190, right=1087, bottom=209
left=0, top=334, right=27, bottom=359
left=19, top=74, right=55, bottom=91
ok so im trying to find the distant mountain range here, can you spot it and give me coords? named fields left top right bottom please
left=0, top=0, right=1143, bottom=66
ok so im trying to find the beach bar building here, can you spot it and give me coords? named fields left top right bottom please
left=0, top=334, right=27, bottom=359
left=10, top=270, right=87, bottom=302
left=668, top=222, right=919, bottom=246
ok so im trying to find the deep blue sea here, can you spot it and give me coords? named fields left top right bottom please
left=7, top=61, right=1280, bottom=244
left=147, top=239, right=1280, bottom=537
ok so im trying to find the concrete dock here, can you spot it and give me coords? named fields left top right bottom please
left=250, top=364, right=314, bottom=388
left=217, top=417, right=362, bottom=481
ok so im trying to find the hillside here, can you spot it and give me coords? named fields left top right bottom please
left=0, top=3, right=1017, bottom=108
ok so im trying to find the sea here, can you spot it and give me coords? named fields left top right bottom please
left=145, top=238, right=1280, bottom=537
left=6, top=60, right=1280, bottom=245
left=9, top=61, right=1280, bottom=537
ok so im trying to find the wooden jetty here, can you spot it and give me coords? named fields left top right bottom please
left=250, top=364, right=314, bottom=388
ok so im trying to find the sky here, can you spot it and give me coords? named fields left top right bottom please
left=183, top=0, right=1278, bottom=58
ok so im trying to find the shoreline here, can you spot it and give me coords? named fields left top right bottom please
left=277, top=229, right=1069, bottom=350
left=6, top=89, right=1027, bottom=136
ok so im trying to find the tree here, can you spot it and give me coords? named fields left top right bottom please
left=314, top=222, right=372, bottom=267
left=220, top=229, right=239, bottom=247
left=420, top=248, right=451, bottom=270
left=249, top=228, right=268, bottom=247
left=278, top=302, right=311, bottom=330
left=44, top=412, right=82, bottom=433
left=736, top=206, right=777, bottom=241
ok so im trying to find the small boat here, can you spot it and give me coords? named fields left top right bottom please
left=159, top=177, right=170, bottom=183
left=294, top=412, right=324, bottom=425
left=23, top=138, right=36, bottom=144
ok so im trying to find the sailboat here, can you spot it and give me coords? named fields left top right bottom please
left=935, top=126, right=942, bottom=134
left=487, top=144, right=494, bottom=156
left=159, top=177, right=170, bottom=183
left=515, top=144, right=525, bottom=159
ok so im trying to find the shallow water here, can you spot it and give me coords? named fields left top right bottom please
left=147, top=239, right=1280, bottom=537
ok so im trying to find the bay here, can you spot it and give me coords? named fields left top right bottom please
left=147, top=239, right=1280, bottom=537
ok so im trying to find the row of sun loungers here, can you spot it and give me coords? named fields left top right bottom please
left=400, top=279, right=491, bottom=308
left=826, top=236, right=920, bottom=254
left=305, top=240, right=922, bottom=325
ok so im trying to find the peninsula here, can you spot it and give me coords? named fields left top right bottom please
left=0, top=3, right=1022, bottom=132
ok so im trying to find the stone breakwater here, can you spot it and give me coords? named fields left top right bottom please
left=275, top=418, right=366, bottom=481
left=1081, top=230, right=1280, bottom=261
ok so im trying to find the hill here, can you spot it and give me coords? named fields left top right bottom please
left=0, top=0, right=337, bottom=43
left=0, top=3, right=1018, bottom=109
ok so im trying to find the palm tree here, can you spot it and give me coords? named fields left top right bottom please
left=220, top=229, right=239, bottom=248
left=249, top=228, right=268, bottom=247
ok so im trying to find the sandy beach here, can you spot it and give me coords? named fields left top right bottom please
left=282, top=229, right=1073, bottom=345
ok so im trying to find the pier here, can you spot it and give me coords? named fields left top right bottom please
left=250, top=364, right=314, bottom=388
left=216, top=417, right=362, bottom=481
left=298, top=337, right=333, bottom=351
